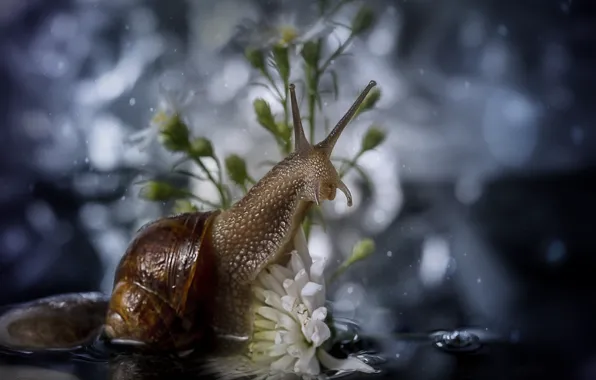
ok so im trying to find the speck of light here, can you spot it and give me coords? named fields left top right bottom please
left=88, top=115, right=124, bottom=171
left=419, top=236, right=451, bottom=287
left=546, top=239, right=566, bottom=264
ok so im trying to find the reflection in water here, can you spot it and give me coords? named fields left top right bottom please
left=0, top=293, right=108, bottom=353
left=0, top=365, right=82, bottom=380
left=0, top=295, right=392, bottom=380
left=431, top=330, right=481, bottom=354
left=0, top=296, right=495, bottom=380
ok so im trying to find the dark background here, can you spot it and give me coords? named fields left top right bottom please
left=1, top=0, right=595, bottom=379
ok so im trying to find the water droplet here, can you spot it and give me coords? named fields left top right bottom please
left=431, top=330, right=482, bottom=353
left=326, top=316, right=385, bottom=370
left=129, top=98, right=136, bottom=106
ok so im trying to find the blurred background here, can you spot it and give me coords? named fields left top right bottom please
left=0, top=0, right=595, bottom=379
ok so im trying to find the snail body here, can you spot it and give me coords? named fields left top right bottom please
left=0, top=81, right=377, bottom=358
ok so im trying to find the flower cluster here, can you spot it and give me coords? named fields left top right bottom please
left=133, top=0, right=386, bottom=234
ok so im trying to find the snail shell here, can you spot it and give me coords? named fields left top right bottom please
left=103, top=210, right=220, bottom=353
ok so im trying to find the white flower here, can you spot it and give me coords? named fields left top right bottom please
left=235, top=13, right=334, bottom=53
left=203, top=229, right=377, bottom=380
left=127, top=83, right=195, bottom=151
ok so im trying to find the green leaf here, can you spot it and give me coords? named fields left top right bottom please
left=171, top=156, right=191, bottom=170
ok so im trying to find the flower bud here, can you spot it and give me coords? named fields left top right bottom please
left=172, top=199, right=198, bottom=214
left=253, top=98, right=277, bottom=133
left=356, top=88, right=381, bottom=116
left=272, top=44, right=290, bottom=83
left=331, top=238, right=376, bottom=283
left=351, top=6, right=375, bottom=35
left=318, top=0, right=330, bottom=13
left=301, top=40, right=320, bottom=68
left=361, top=126, right=386, bottom=152
left=190, top=137, right=214, bottom=158
left=348, top=238, right=375, bottom=264
left=139, top=181, right=184, bottom=202
left=245, top=47, right=266, bottom=72
left=225, top=154, right=249, bottom=186
left=276, top=121, right=292, bottom=141
left=156, top=112, right=191, bottom=152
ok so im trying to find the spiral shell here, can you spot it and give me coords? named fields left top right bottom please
left=104, top=211, right=220, bottom=353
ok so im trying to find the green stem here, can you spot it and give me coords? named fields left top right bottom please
left=185, top=193, right=221, bottom=210
left=338, top=149, right=364, bottom=178
left=324, top=0, right=358, bottom=18
left=262, top=70, right=284, bottom=104
left=319, top=34, right=355, bottom=75
left=307, top=71, right=319, bottom=144
left=172, top=169, right=206, bottom=181
left=302, top=214, right=313, bottom=241
left=192, top=157, right=227, bottom=209
left=213, top=157, right=229, bottom=208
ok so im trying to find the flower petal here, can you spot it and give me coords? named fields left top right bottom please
left=281, top=295, right=298, bottom=314
left=268, top=264, right=294, bottom=284
left=309, top=259, right=327, bottom=285
left=286, top=340, right=308, bottom=358
left=268, top=343, right=289, bottom=357
left=254, top=318, right=276, bottom=330
left=300, top=282, right=323, bottom=314
left=295, top=304, right=309, bottom=325
left=259, top=272, right=286, bottom=296
left=253, top=330, right=278, bottom=342
left=257, top=306, right=282, bottom=322
left=290, top=251, right=306, bottom=275
left=294, top=345, right=320, bottom=376
left=276, top=313, right=300, bottom=332
left=300, top=318, right=314, bottom=344
left=280, top=329, right=303, bottom=345
left=293, top=227, right=312, bottom=269
left=293, top=269, right=309, bottom=294
left=311, top=307, right=327, bottom=322
left=251, top=340, right=275, bottom=353
left=283, top=279, right=299, bottom=298
left=252, top=286, right=267, bottom=303
left=263, top=290, right=284, bottom=312
left=310, top=319, right=331, bottom=347
left=270, top=354, right=296, bottom=372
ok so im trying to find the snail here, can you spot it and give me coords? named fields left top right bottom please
left=0, top=80, right=377, bottom=360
